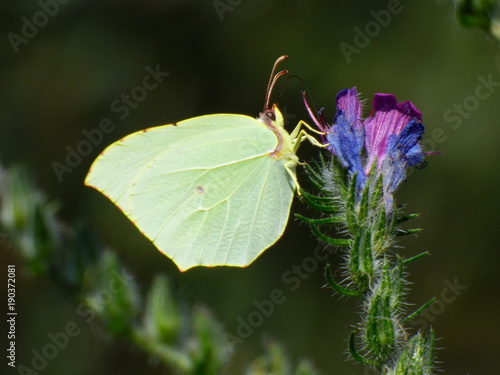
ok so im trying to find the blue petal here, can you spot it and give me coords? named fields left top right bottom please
left=382, top=120, right=424, bottom=197
left=387, top=120, right=424, bottom=164
left=405, top=143, right=424, bottom=166
left=326, top=111, right=366, bottom=189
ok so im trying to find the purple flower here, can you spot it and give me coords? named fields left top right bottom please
left=381, top=119, right=425, bottom=210
left=364, top=94, right=423, bottom=172
left=304, top=87, right=425, bottom=212
left=304, top=88, right=366, bottom=189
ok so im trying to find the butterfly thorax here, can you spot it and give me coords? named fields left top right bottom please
left=258, top=105, right=298, bottom=167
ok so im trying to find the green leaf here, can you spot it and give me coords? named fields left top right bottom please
left=303, top=161, right=327, bottom=191
left=299, top=190, right=340, bottom=212
left=0, top=165, right=60, bottom=274
left=395, top=213, right=419, bottom=224
left=324, top=264, right=362, bottom=297
left=403, top=298, right=436, bottom=324
left=402, top=251, right=430, bottom=265
left=395, top=228, right=422, bottom=236
left=310, top=224, right=350, bottom=246
left=294, top=213, right=344, bottom=225
left=143, top=275, right=181, bottom=344
left=84, top=251, right=139, bottom=335
left=190, top=307, right=229, bottom=375
left=348, top=330, right=374, bottom=366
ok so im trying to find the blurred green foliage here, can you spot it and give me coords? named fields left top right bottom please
left=456, top=0, right=500, bottom=39
left=0, top=164, right=319, bottom=374
left=2, top=0, right=500, bottom=374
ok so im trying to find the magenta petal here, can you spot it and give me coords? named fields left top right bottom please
left=396, top=100, right=422, bottom=121
left=372, top=93, right=398, bottom=112
left=364, top=94, right=421, bottom=170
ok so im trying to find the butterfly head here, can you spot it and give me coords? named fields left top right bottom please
left=259, top=103, right=284, bottom=129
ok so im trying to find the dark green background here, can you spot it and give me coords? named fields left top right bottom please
left=2, top=0, right=499, bottom=374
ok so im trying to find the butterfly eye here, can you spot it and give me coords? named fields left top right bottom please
left=266, top=111, right=276, bottom=121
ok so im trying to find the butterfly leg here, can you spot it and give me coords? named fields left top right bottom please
left=290, top=120, right=325, bottom=138
left=283, top=121, right=329, bottom=196
left=290, top=120, right=327, bottom=152
left=284, top=160, right=302, bottom=195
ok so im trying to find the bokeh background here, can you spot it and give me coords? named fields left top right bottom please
left=2, top=0, right=500, bottom=374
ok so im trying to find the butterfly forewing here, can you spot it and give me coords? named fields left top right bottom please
left=85, top=113, right=295, bottom=270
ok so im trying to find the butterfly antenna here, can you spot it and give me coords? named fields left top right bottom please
left=264, top=55, right=289, bottom=110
